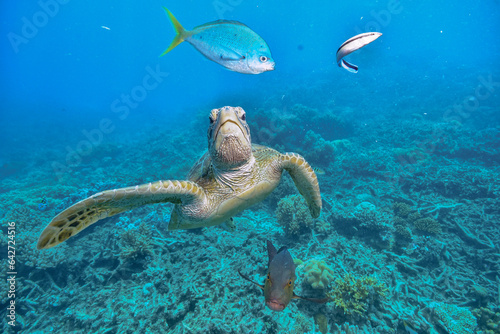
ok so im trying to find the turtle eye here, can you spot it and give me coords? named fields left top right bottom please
left=209, top=110, right=218, bottom=124
left=240, top=113, right=246, bottom=121
left=259, top=56, right=268, bottom=62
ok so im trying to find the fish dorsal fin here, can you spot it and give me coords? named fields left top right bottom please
left=277, top=246, right=288, bottom=254
left=194, top=20, right=248, bottom=30
left=267, top=240, right=277, bottom=265
left=213, top=19, right=248, bottom=27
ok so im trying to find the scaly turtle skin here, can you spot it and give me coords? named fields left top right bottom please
left=37, top=106, right=322, bottom=249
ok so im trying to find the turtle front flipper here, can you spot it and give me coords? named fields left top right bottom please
left=280, top=153, right=322, bottom=218
left=37, top=180, right=205, bottom=249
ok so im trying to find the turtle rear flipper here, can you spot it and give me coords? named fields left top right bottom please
left=280, top=153, right=322, bottom=218
left=37, top=180, right=205, bottom=249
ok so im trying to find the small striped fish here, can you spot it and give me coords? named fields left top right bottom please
left=336, top=32, right=382, bottom=73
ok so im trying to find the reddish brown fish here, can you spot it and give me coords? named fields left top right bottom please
left=239, top=240, right=329, bottom=311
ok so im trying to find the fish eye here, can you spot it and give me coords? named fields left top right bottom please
left=287, top=280, right=292, bottom=286
left=266, top=273, right=271, bottom=281
left=259, top=56, right=268, bottom=63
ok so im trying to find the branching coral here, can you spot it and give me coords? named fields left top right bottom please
left=315, top=218, right=331, bottom=234
left=407, top=211, right=422, bottom=223
left=394, top=223, right=412, bottom=240
left=118, top=222, right=153, bottom=259
left=414, top=217, right=441, bottom=234
left=392, top=215, right=413, bottom=248
left=275, top=194, right=313, bottom=235
left=393, top=202, right=422, bottom=224
left=393, top=202, right=413, bottom=218
left=327, top=274, right=388, bottom=315
left=302, top=259, right=334, bottom=289
left=393, top=202, right=442, bottom=241
left=472, top=307, right=500, bottom=333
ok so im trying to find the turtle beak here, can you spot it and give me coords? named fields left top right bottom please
left=213, top=107, right=249, bottom=149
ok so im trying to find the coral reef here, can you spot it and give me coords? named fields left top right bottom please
left=470, top=284, right=490, bottom=307
left=473, top=307, right=500, bottom=333
left=414, top=217, right=442, bottom=234
left=352, top=202, right=391, bottom=231
left=302, top=130, right=350, bottom=164
left=303, top=130, right=336, bottom=163
left=118, top=222, right=153, bottom=259
left=331, top=200, right=394, bottom=248
left=391, top=201, right=445, bottom=249
left=430, top=302, right=477, bottom=334
left=393, top=216, right=413, bottom=241
left=393, top=147, right=430, bottom=164
left=327, top=274, right=388, bottom=316
left=393, top=202, right=413, bottom=218
left=2, top=66, right=499, bottom=334
left=314, top=313, right=328, bottom=334
left=300, top=259, right=335, bottom=289
left=314, top=218, right=332, bottom=235
left=275, top=194, right=314, bottom=236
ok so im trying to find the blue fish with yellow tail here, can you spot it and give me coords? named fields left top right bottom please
left=162, top=8, right=275, bottom=74
left=238, top=240, right=329, bottom=311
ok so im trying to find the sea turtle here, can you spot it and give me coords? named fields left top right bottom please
left=37, top=106, right=322, bottom=250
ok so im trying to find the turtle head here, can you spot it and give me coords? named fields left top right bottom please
left=208, top=106, right=252, bottom=169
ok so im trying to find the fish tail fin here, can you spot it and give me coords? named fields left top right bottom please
left=161, top=8, right=187, bottom=56
left=340, top=59, right=359, bottom=73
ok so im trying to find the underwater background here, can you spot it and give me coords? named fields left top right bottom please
left=1, top=0, right=500, bottom=333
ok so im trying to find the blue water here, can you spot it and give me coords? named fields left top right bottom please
left=1, top=1, right=499, bottom=333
